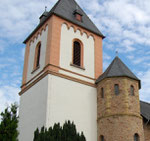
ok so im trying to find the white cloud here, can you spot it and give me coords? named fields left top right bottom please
left=140, top=69, right=150, bottom=102
left=22, top=48, right=25, bottom=60
left=0, top=64, right=9, bottom=69
left=103, top=61, right=110, bottom=71
left=146, top=51, right=150, bottom=55
left=0, top=85, right=20, bottom=114
left=87, top=0, right=150, bottom=54
left=133, top=56, right=150, bottom=64
left=127, top=55, right=134, bottom=60
left=0, top=0, right=55, bottom=42
left=103, top=52, right=111, bottom=60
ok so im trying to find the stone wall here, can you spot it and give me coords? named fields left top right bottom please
left=143, top=122, right=150, bottom=141
left=97, top=77, right=144, bottom=141
left=98, top=116, right=144, bottom=141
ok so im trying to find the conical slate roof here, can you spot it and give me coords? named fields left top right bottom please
left=96, top=56, right=141, bottom=88
left=24, top=0, right=104, bottom=43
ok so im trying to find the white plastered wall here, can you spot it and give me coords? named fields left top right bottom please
left=26, top=26, right=48, bottom=82
left=46, top=74, right=97, bottom=141
left=18, top=76, right=48, bottom=141
left=59, top=24, right=95, bottom=81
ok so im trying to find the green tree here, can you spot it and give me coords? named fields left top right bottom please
left=0, top=103, right=19, bottom=141
left=33, top=121, right=86, bottom=141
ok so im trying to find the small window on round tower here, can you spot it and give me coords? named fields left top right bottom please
left=134, top=133, right=139, bottom=141
left=114, top=84, right=119, bottom=95
left=100, top=135, right=104, bottom=141
left=101, top=88, right=104, bottom=98
left=130, top=85, right=134, bottom=96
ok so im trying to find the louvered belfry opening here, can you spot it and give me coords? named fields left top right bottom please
left=73, top=41, right=81, bottom=66
left=36, top=44, right=41, bottom=67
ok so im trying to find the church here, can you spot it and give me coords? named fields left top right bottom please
left=18, top=0, right=150, bottom=141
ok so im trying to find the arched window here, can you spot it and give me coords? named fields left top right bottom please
left=130, top=85, right=134, bottom=96
left=114, top=84, right=119, bottom=95
left=34, top=42, right=41, bottom=69
left=134, top=133, right=139, bottom=141
left=101, top=87, right=104, bottom=98
left=100, top=135, right=104, bottom=141
left=73, top=41, right=81, bottom=66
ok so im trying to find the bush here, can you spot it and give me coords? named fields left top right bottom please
left=33, top=120, right=86, bottom=141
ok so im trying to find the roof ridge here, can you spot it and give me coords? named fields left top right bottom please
left=117, top=57, right=138, bottom=79
left=49, top=0, right=61, bottom=13
left=104, top=58, right=116, bottom=76
left=116, top=57, right=126, bottom=74
left=140, top=100, right=150, bottom=105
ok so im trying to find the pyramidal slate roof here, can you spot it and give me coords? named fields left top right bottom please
left=24, top=0, right=104, bottom=43
left=140, top=101, right=150, bottom=122
left=96, top=56, right=141, bottom=88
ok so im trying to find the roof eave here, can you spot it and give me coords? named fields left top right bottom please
left=23, top=13, right=53, bottom=44
left=54, top=13, right=105, bottom=37
left=95, top=75, right=141, bottom=89
left=23, top=13, right=105, bottom=44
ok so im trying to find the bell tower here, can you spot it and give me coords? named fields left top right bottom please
left=18, top=0, right=104, bottom=141
left=96, top=56, right=144, bottom=141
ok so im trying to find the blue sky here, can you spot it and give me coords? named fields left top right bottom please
left=0, top=0, right=150, bottom=113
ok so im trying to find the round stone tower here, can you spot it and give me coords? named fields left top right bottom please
left=96, top=56, right=144, bottom=141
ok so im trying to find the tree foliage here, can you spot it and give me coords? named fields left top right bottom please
left=0, top=103, right=19, bottom=141
left=33, top=121, right=86, bottom=141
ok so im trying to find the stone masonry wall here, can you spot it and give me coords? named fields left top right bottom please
left=98, top=116, right=144, bottom=141
left=143, top=122, right=150, bottom=141
left=97, top=77, right=144, bottom=141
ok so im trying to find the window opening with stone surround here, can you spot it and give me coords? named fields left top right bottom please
left=134, top=133, right=139, bottom=141
left=101, top=87, right=104, bottom=98
left=100, top=135, right=104, bottom=141
left=114, top=84, right=119, bottom=95
left=130, top=85, right=134, bottom=96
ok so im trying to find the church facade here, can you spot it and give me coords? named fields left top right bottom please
left=18, top=0, right=150, bottom=141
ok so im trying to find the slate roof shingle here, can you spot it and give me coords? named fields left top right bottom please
left=140, top=101, right=150, bottom=122
left=23, top=0, right=104, bottom=43
left=96, top=56, right=141, bottom=89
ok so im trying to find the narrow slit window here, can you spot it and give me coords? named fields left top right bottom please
left=114, top=84, right=119, bottom=95
left=100, top=135, right=104, bottom=141
left=101, top=88, right=104, bottom=98
left=130, top=85, right=134, bottom=96
left=134, top=133, right=139, bottom=141
left=34, top=43, right=41, bottom=70
left=73, top=41, right=81, bottom=66
left=36, top=44, right=41, bottom=67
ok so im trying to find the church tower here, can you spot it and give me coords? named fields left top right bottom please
left=96, top=56, right=144, bottom=141
left=18, top=0, right=104, bottom=141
